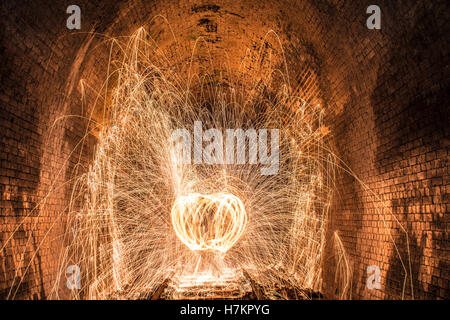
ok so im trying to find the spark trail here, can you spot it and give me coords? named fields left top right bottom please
left=47, top=26, right=335, bottom=299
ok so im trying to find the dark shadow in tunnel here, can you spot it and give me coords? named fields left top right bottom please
left=31, top=230, right=46, bottom=300
left=371, top=2, right=449, bottom=299
left=385, top=199, right=425, bottom=299
left=0, top=223, right=45, bottom=300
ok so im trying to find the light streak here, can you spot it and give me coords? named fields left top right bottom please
left=50, top=26, right=337, bottom=299
left=171, top=193, right=247, bottom=253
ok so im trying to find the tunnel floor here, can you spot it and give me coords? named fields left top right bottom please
left=106, top=269, right=323, bottom=300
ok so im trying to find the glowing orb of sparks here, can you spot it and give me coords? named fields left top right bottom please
left=171, top=193, right=247, bottom=253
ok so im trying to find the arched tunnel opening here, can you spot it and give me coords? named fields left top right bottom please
left=0, top=1, right=448, bottom=301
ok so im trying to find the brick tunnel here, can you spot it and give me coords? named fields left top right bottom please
left=0, top=1, right=448, bottom=300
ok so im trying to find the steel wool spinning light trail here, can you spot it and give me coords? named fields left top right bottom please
left=48, top=25, right=337, bottom=300
left=171, top=193, right=247, bottom=253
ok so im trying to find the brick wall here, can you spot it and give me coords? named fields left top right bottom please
left=0, top=0, right=447, bottom=299
left=0, top=0, right=120, bottom=299
left=315, top=0, right=449, bottom=299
